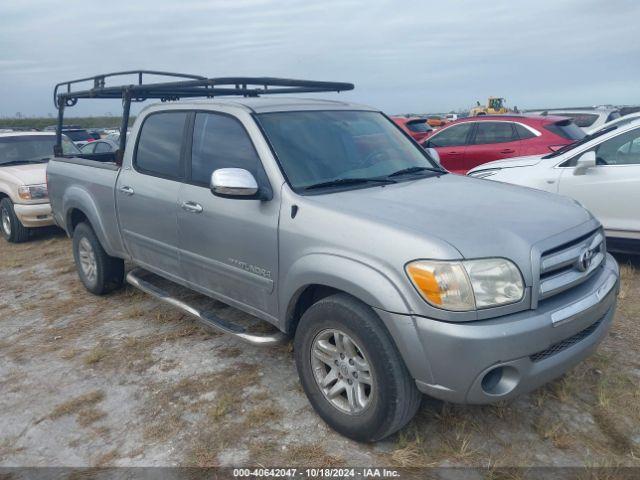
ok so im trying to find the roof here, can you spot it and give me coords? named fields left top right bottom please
left=141, top=96, right=376, bottom=114
left=451, top=114, right=566, bottom=124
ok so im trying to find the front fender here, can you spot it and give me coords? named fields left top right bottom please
left=281, top=252, right=412, bottom=320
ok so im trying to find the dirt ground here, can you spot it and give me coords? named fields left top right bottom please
left=1, top=229, right=639, bottom=469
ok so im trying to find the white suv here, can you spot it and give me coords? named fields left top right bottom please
left=0, top=132, right=79, bottom=242
left=468, top=119, right=640, bottom=251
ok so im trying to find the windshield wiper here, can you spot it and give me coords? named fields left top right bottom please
left=387, top=165, right=446, bottom=177
left=303, top=177, right=397, bottom=191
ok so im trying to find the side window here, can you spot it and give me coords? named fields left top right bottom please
left=473, top=122, right=517, bottom=144
left=514, top=124, right=536, bottom=140
left=594, top=128, right=640, bottom=165
left=94, top=142, right=111, bottom=153
left=190, top=113, right=266, bottom=186
left=80, top=143, right=96, bottom=153
left=562, top=128, right=640, bottom=167
left=135, top=112, right=187, bottom=178
left=428, top=123, right=473, bottom=147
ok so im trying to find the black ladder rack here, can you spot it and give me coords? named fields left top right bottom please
left=53, top=70, right=354, bottom=157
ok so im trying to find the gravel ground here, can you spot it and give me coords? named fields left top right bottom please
left=0, top=229, right=639, bottom=469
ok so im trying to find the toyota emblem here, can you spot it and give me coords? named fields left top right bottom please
left=577, top=248, right=594, bottom=272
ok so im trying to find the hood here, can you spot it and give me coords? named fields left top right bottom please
left=309, top=174, right=593, bottom=271
left=468, top=155, right=544, bottom=173
left=0, top=163, right=48, bottom=185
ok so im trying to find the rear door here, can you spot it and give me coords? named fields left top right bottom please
left=558, top=126, right=640, bottom=236
left=178, top=111, right=280, bottom=317
left=424, top=123, right=473, bottom=173
left=465, top=121, right=521, bottom=171
left=116, top=111, right=188, bottom=280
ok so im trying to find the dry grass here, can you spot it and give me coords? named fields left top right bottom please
left=47, top=390, right=105, bottom=421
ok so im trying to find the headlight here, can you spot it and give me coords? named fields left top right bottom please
left=18, top=184, right=48, bottom=200
left=406, top=258, right=524, bottom=311
left=468, top=168, right=500, bottom=178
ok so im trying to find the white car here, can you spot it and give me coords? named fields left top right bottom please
left=586, top=111, right=640, bottom=134
left=528, top=107, right=621, bottom=133
left=468, top=119, right=640, bottom=251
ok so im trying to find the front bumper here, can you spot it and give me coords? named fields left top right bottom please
left=378, top=253, right=619, bottom=404
left=13, top=202, right=54, bottom=228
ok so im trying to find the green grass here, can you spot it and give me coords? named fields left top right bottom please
left=0, top=116, right=135, bottom=130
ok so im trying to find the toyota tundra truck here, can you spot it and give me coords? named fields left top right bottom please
left=47, top=72, right=619, bottom=442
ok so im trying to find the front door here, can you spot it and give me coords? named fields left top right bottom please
left=116, top=111, right=188, bottom=280
left=464, top=121, right=521, bottom=172
left=426, top=122, right=473, bottom=173
left=558, top=126, right=640, bottom=236
left=178, top=112, right=280, bottom=319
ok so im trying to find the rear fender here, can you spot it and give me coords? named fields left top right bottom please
left=63, top=186, right=118, bottom=257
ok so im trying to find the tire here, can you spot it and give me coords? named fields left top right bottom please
left=294, top=293, right=422, bottom=442
left=1, top=198, right=30, bottom=243
left=72, top=222, right=124, bottom=295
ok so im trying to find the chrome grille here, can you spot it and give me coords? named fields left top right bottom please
left=538, top=229, right=605, bottom=301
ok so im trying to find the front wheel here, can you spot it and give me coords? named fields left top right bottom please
left=1, top=198, right=30, bottom=243
left=294, top=293, right=421, bottom=442
left=72, top=222, right=124, bottom=295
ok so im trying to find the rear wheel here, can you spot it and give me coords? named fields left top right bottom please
left=294, top=293, right=421, bottom=442
left=0, top=198, right=30, bottom=243
left=72, top=222, right=124, bottom=295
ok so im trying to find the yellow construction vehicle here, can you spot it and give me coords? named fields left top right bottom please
left=470, top=97, right=511, bottom=116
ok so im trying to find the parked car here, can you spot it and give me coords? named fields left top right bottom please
left=586, top=111, right=640, bottom=134
left=62, top=128, right=95, bottom=147
left=468, top=120, right=640, bottom=252
left=391, top=116, right=433, bottom=142
left=80, top=138, right=118, bottom=154
left=445, top=113, right=459, bottom=122
left=528, top=108, right=621, bottom=133
left=426, top=115, right=447, bottom=127
left=421, top=115, right=585, bottom=174
left=0, top=132, right=79, bottom=242
left=48, top=73, right=619, bottom=442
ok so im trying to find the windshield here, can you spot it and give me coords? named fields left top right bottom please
left=256, top=111, right=442, bottom=192
left=543, top=126, right=617, bottom=159
left=0, top=135, right=80, bottom=165
left=64, top=130, right=92, bottom=141
left=544, top=119, right=585, bottom=140
left=406, top=120, right=432, bottom=133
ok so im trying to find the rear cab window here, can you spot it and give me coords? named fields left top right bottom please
left=134, top=112, right=188, bottom=179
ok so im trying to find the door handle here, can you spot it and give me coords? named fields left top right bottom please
left=181, top=201, right=203, bottom=214
left=118, top=186, right=135, bottom=195
left=500, top=149, right=515, bottom=154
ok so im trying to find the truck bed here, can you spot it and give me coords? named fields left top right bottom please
left=47, top=155, right=128, bottom=258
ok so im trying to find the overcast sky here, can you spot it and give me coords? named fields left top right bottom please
left=1, top=0, right=639, bottom=118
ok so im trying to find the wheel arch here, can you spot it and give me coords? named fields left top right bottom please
left=281, top=254, right=411, bottom=335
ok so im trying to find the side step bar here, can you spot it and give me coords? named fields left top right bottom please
left=126, top=268, right=288, bottom=346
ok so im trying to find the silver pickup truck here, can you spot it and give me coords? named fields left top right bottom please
left=47, top=73, right=619, bottom=442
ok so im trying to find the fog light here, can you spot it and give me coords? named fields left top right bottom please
left=480, top=366, right=519, bottom=396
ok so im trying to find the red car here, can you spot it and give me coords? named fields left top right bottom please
left=391, top=116, right=434, bottom=142
left=421, top=115, right=585, bottom=174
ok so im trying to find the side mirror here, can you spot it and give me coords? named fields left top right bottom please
left=211, top=168, right=259, bottom=198
left=573, top=151, right=596, bottom=176
left=426, top=147, right=440, bottom=164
